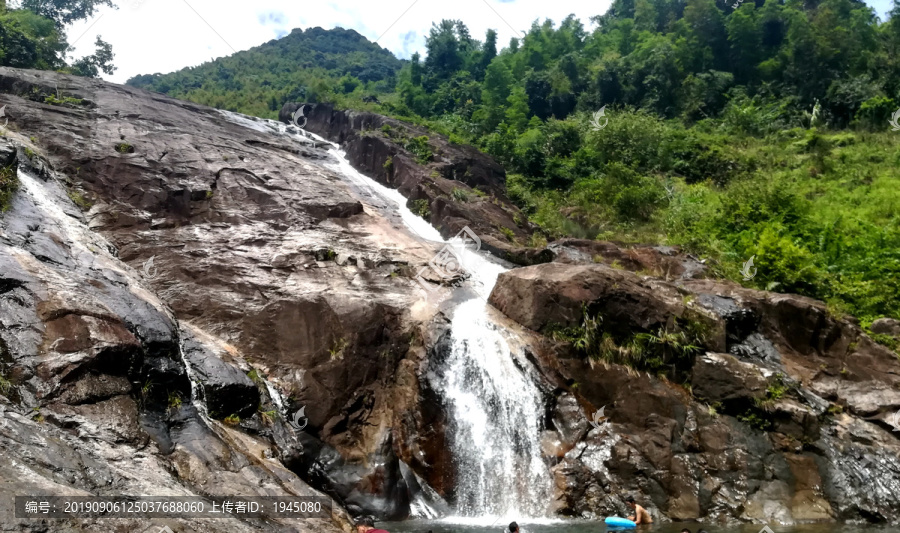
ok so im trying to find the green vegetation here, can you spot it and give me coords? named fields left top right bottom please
left=223, top=414, right=241, bottom=426
left=553, top=305, right=709, bottom=379
left=403, top=135, right=433, bottom=164
left=247, top=368, right=263, bottom=384
left=451, top=187, right=469, bottom=203
left=259, top=409, right=278, bottom=425
left=0, top=1, right=115, bottom=76
left=167, top=392, right=183, bottom=411
left=0, top=374, right=11, bottom=395
left=67, top=189, right=92, bottom=210
left=127, top=27, right=401, bottom=117
left=125, top=3, right=900, bottom=322
left=411, top=198, right=431, bottom=219
left=0, top=165, right=17, bottom=212
left=43, top=94, right=83, bottom=106
left=329, top=337, right=348, bottom=361
left=115, top=142, right=133, bottom=154
left=383, top=156, right=393, bottom=171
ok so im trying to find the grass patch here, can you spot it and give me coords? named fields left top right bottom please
left=43, top=94, right=84, bottom=106
left=115, top=142, right=134, bottom=154
left=451, top=188, right=469, bottom=203
left=67, top=189, right=93, bottom=210
left=0, top=165, right=17, bottom=212
left=410, top=198, right=431, bottom=219
left=329, top=337, right=348, bottom=361
left=167, top=392, right=183, bottom=411
left=223, top=414, right=241, bottom=426
left=403, top=135, right=433, bottom=164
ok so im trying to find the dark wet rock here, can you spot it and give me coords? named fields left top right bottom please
left=691, top=352, right=769, bottom=407
left=181, top=327, right=259, bottom=419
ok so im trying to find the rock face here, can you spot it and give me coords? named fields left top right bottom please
left=0, top=67, right=453, bottom=528
left=490, top=262, right=900, bottom=524
left=289, top=102, right=554, bottom=266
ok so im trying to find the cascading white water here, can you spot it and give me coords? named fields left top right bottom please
left=218, top=110, right=553, bottom=521
left=437, top=297, right=552, bottom=520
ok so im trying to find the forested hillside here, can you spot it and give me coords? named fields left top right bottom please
left=127, top=27, right=402, bottom=118
left=127, top=1, right=900, bottom=327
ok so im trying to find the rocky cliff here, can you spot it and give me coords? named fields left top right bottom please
left=489, top=262, right=900, bottom=523
left=0, top=67, right=457, bottom=531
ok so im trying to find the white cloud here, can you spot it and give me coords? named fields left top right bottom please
left=63, top=0, right=608, bottom=84
left=63, top=0, right=894, bottom=85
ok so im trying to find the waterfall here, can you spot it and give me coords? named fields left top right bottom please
left=218, top=111, right=553, bottom=521
left=436, top=297, right=552, bottom=520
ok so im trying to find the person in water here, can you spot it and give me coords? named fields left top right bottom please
left=625, top=496, right=653, bottom=524
left=508, top=522, right=520, bottom=532
left=355, top=516, right=389, bottom=533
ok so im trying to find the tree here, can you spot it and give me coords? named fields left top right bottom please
left=524, top=70, right=553, bottom=119
left=410, top=51, right=422, bottom=85
left=69, top=36, right=115, bottom=77
left=505, top=86, right=529, bottom=132
left=20, top=0, right=114, bottom=27
left=478, top=59, right=513, bottom=129
left=0, top=8, right=66, bottom=69
left=425, top=20, right=463, bottom=83
left=476, top=28, right=497, bottom=80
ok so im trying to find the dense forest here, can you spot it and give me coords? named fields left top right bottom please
left=0, top=0, right=116, bottom=77
left=126, top=0, right=900, bottom=328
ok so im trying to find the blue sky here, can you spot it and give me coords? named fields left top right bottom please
left=59, top=0, right=896, bottom=85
